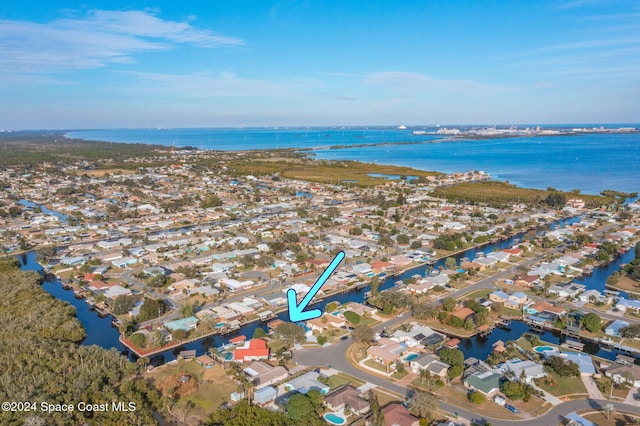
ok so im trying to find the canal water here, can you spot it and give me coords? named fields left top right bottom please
left=18, top=199, right=69, bottom=223
left=18, top=215, right=636, bottom=365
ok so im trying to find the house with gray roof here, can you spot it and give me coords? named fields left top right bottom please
left=324, top=385, right=370, bottom=415
left=463, top=371, right=502, bottom=396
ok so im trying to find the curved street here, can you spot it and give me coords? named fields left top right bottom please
left=293, top=299, right=640, bottom=426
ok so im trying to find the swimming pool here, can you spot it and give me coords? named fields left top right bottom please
left=534, top=346, right=555, bottom=353
left=404, top=353, right=419, bottom=361
left=324, top=413, right=346, bottom=425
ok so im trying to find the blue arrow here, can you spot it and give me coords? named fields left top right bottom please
left=287, top=251, right=345, bottom=322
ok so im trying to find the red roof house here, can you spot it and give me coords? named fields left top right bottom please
left=233, top=339, right=269, bottom=362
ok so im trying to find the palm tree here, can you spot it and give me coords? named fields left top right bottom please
left=603, top=403, right=616, bottom=420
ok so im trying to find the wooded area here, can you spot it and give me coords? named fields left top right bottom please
left=0, top=259, right=160, bottom=425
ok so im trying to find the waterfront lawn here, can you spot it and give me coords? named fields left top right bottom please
left=514, top=337, right=533, bottom=352
left=534, top=372, right=587, bottom=397
left=608, top=276, right=640, bottom=294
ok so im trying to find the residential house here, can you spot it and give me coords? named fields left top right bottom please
left=324, top=385, right=370, bottom=415
left=283, top=371, right=330, bottom=395
left=463, top=371, right=503, bottom=396
left=548, top=282, right=585, bottom=299
left=243, top=361, right=289, bottom=389
left=489, top=290, right=509, bottom=304
left=604, top=363, right=640, bottom=387
left=366, top=338, right=406, bottom=371
left=381, top=403, right=419, bottom=426
left=409, top=353, right=450, bottom=377
left=451, top=307, right=474, bottom=322
left=391, top=323, right=445, bottom=348
left=503, top=360, right=545, bottom=383
left=605, top=320, right=630, bottom=338
left=233, top=339, right=269, bottom=363
left=525, top=301, right=565, bottom=317
left=615, top=298, right=640, bottom=313
left=253, top=386, right=277, bottom=405
left=507, top=292, right=528, bottom=309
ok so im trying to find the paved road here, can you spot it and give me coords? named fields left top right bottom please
left=294, top=337, right=640, bottom=425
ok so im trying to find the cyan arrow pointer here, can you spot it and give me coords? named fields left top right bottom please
left=287, top=251, right=345, bottom=322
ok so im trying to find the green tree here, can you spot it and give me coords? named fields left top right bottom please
left=368, top=390, right=384, bottom=426
left=438, top=347, right=464, bottom=368
left=408, top=391, right=437, bottom=420
left=370, top=275, right=380, bottom=298
left=273, top=322, right=306, bottom=348
left=581, top=313, right=602, bottom=333
left=137, top=298, right=166, bottom=322
left=352, top=325, right=374, bottom=346
left=501, top=381, right=526, bottom=400
left=112, top=294, right=138, bottom=315
left=443, top=297, right=456, bottom=312
left=445, top=257, right=457, bottom=270
left=468, top=391, right=486, bottom=404
left=286, top=393, right=315, bottom=421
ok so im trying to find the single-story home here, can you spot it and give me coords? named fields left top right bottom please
left=283, top=371, right=330, bottom=395
left=324, top=385, right=370, bottom=415
left=605, top=320, right=630, bottom=338
left=464, top=371, right=502, bottom=396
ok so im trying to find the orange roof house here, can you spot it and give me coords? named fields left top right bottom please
left=451, top=307, right=474, bottom=321
left=233, top=339, right=269, bottom=362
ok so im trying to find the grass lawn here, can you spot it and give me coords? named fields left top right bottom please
left=391, top=369, right=408, bottom=380
left=325, top=374, right=351, bottom=389
left=515, top=337, right=533, bottom=352
left=535, top=372, right=587, bottom=397
left=373, top=389, right=402, bottom=407
left=612, top=384, right=632, bottom=400
left=436, top=386, right=520, bottom=420
left=363, top=359, right=390, bottom=374
left=361, top=316, right=379, bottom=326
left=148, top=360, right=237, bottom=420
left=608, top=276, right=640, bottom=294
left=411, top=378, right=444, bottom=392
left=583, top=412, right=640, bottom=426
left=462, top=289, right=493, bottom=300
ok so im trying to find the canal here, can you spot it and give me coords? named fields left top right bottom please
left=19, top=215, right=636, bottom=365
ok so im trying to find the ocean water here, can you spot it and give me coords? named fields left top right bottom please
left=66, top=127, right=640, bottom=194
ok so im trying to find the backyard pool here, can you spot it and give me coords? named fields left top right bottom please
left=404, top=353, right=419, bottom=361
left=324, top=412, right=346, bottom=425
left=534, top=345, right=555, bottom=353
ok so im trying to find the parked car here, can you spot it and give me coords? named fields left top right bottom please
left=505, top=404, right=519, bottom=413
left=340, top=335, right=349, bottom=341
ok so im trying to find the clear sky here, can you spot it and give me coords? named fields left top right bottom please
left=1, top=1, right=639, bottom=128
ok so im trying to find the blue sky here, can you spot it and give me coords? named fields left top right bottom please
left=1, top=1, right=639, bottom=128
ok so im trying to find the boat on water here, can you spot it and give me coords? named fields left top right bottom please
left=73, top=289, right=86, bottom=299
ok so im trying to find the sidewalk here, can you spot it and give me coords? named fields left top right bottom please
left=530, top=382, right=564, bottom=406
